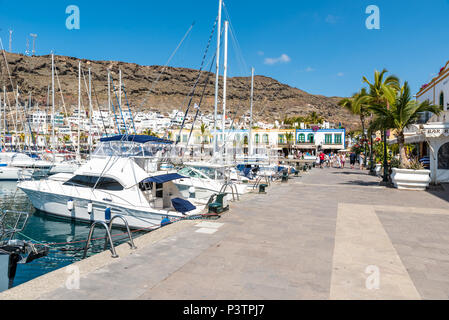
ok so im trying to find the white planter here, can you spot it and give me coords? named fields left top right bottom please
left=375, top=164, right=382, bottom=177
left=391, top=168, right=431, bottom=191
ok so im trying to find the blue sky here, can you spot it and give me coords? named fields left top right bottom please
left=0, top=0, right=449, bottom=97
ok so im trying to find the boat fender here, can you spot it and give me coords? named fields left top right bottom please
left=189, top=187, right=196, bottom=198
left=87, top=202, right=93, bottom=215
left=67, top=199, right=74, bottom=212
left=105, top=208, right=111, bottom=221
left=161, top=217, right=171, bottom=227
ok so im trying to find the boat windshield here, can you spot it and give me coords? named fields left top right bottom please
left=190, top=166, right=225, bottom=180
left=92, top=141, right=171, bottom=158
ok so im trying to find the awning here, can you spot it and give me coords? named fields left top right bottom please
left=100, top=135, right=173, bottom=144
left=142, top=173, right=185, bottom=184
left=388, top=133, right=426, bottom=145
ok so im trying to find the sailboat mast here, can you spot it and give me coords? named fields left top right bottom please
left=3, top=87, right=6, bottom=137
left=108, top=69, right=111, bottom=135
left=222, top=20, right=228, bottom=151
left=77, top=61, right=81, bottom=157
left=51, top=52, right=55, bottom=150
left=213, top=0, right=223, bottom=155
left=88, top=67, right=93, bottom=155
left=249, top=67, right=254, bottom=156
left=119, top=69, right=122, bottom=109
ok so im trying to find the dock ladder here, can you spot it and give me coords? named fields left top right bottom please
left=83, top=215, right=137, bottom=259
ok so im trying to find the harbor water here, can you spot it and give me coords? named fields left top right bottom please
left=0, top=181, right=148, bottom=291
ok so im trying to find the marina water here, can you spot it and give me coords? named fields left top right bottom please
left=0, top=181, right=147, bottom=291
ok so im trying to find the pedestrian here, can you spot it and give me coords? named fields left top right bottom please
left=335, top=153, right=341, bottom=168
left=359, top=153, right=365, bottom=170
left=350, top=152, right=356, bottom=169
left=340, top=153, right=346, bottom=169
left=319, top=152, right=325, bottom=169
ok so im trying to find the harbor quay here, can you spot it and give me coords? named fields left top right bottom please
left=2, top=167, right=449, bottom=300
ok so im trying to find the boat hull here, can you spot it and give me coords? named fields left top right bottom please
left=19, top=187, right=191, bottom=230
left=0, top=167, right=34, bottom=181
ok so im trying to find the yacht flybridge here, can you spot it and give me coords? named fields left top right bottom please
left=18, top=156, right=205, bottom=229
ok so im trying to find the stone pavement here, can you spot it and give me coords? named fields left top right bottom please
left=2, top=166, right=449, bottom=300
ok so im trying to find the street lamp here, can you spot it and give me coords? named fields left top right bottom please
left=364, top=129, right=368, bottom=167
left=369, top=132, right=376, bottom=175
left=382, top=129, right=388, bottom=183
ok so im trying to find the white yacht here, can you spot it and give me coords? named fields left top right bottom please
left=0, top=152, right=54, bottom=181
left=18, top=156, right=205, bottom=229
left=175, top=162, right=250, bottom=200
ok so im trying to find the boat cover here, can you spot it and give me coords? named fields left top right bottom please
left=142, top=173, right=185, bottom=184
left=100, top=135, right=173, bottom=144
left=171, top=198, right=196, bottom=214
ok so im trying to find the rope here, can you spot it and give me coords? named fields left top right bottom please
left=175, top=17, right=218, bottom=146
left=22, top=213, right=207, bottom=248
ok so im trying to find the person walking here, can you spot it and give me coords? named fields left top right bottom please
left=359, top=153, right=365, bottom=170
left=319, top=152, right=325, bottom=169
left=350, top=152, right=356, bottom=169
left=340, top=153, right=346, bottom=169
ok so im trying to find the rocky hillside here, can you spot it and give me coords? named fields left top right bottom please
left=0, top=52, right=359, bottom=129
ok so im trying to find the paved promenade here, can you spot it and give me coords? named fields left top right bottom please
left=2, top=166, right=449, bottom=300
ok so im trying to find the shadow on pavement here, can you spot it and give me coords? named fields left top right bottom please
left=426, top=184, right=449, bottom=204
left=339, top=180, right=381, bottom=187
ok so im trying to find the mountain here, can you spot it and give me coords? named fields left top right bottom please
left=0, top=52, right=359, bottom=129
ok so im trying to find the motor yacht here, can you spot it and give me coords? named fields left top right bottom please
left=18, top=156, right=205, bottom=229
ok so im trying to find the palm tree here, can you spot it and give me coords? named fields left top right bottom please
left=200, top=123, right=207, bottom=154
left=363, top=69, right=400, bottom=181
left=285, top=132, right=295, bottom=155
left=306, top=112, right=323, bottom=125
left=369, top=81, right=442, bottom=167
left=339, top=88, right=371, bottom=163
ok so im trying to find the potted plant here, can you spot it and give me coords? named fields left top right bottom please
left=390, top=158, right=431, bottom=191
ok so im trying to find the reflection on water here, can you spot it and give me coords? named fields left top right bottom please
left=0, top=181, right=148, bottom=290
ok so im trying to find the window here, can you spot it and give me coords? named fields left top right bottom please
left=255, top=134, right=260, bottom=144
left=298, top=134, right=305, bottom=143
left=64, top=175, right=124, bottom=191
left=438, top=143, right=449, bottom=170
left=440, top=92, right=445, bottom=108
left=325, top=134, right=333, bottom=144
left=307, top=134, right=314, bottom=143
left=263, top=134, right=269, bottom=144
left=334, top=134, right=342, bottom=144
left=278, top=134, right=285, bottom=144
left=236, top=134, right=241, bottom=142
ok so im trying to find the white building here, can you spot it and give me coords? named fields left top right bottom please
left=413, top=60, right=449, bottom=183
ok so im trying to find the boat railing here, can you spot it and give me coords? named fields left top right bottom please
left=0, top=210, right=30, bottom=241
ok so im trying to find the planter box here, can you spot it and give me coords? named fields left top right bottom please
left=391, top=168, right=431, bottom=191
left=375, top=164, right=382, bottom=177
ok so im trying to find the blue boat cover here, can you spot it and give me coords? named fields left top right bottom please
left=142, top=173, right=185, bottom=184
left=100, top=135, right=173, bottom=144
left=171, top=198, right=196, bottom=214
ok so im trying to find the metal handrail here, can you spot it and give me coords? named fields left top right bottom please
left=0, top=210, right=30, bottom=241
left=104, top=215, right=137, bottom=251
left=252, top=176, right=262, bottom=190
left=219, top=182, right=240, bottom=201
left=83, top=221, right=118, bottom=259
